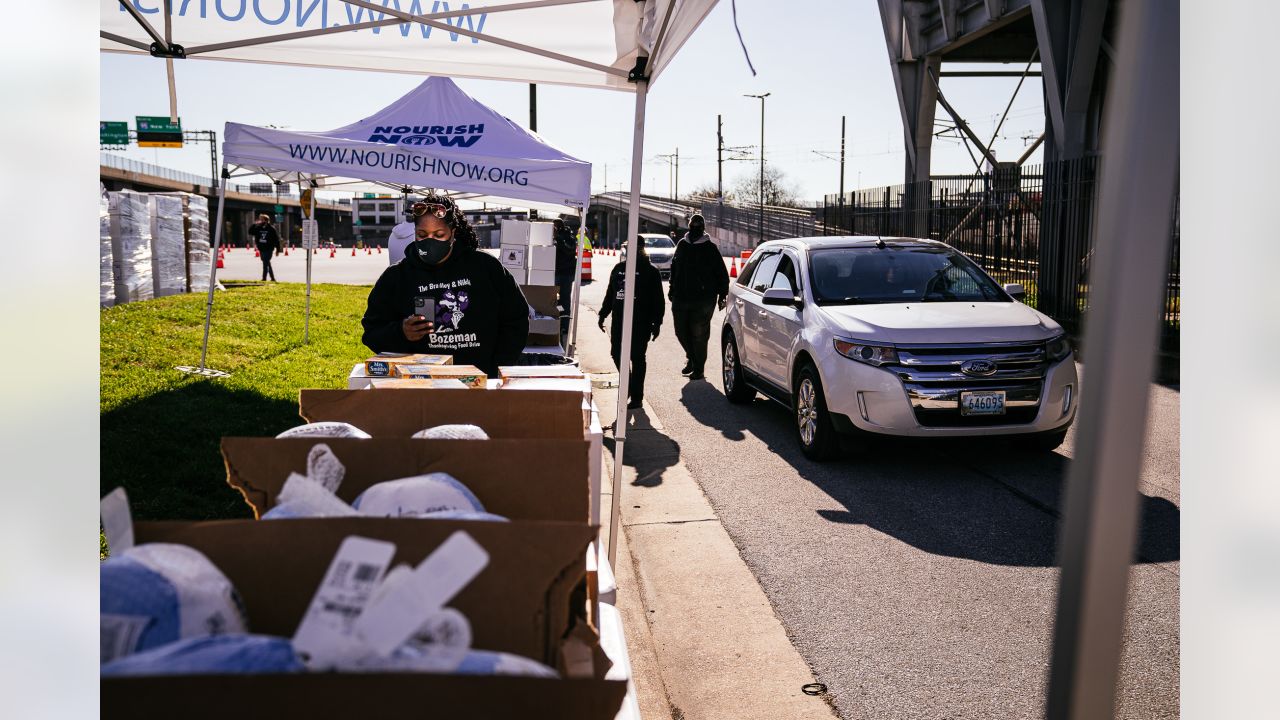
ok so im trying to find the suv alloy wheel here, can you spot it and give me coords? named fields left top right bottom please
left=721, top=332, right=755, bottom=404
left=794, top=364, right=839, bottom=461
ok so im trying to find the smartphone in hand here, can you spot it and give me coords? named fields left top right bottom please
left=413, top=296, right=435, bottom=323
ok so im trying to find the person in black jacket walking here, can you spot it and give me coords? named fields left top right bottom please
left=361, top=195, right=530, bottom=377
left=598, top=239, right=665, bottom=410
left=667, top=214, right=729, bottom=380
left=250, top=214, right=281, bottom=281
left=552, top=218, right=578, bottom=341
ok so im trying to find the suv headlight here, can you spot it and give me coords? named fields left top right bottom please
left=834, top=338, right=898, bottom=367
left=1045, top=335, right=1073, bottom=362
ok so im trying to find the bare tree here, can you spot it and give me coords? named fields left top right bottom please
left=732, top=164, right=800, bottom=207
left=685, top=182, right=732, bottom=203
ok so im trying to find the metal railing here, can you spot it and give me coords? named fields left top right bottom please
left=698, top=200, right=820, bottom=241
left=819, top=158, right=1180, bottom=347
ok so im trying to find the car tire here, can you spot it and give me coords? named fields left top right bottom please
left=1023, top=428, right=1068, bottom=453
left=794, top=364, right=839, bottom=461
left=721, top=332, right=755, bottom=404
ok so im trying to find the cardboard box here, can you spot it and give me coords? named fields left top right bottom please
left=529, top=245, right=557, bottom=271
left=500, top=218, right=530, bottom=246
left=103, top=518, right=626, bottom=720
left=364, top=353, right=453, bottom=377
left=299, top=388, right=586, bottom=439
left=222, top=437, right=589, bottom=522
left=394, top=364, right=487, bottom=389
left=528, top=221, right=553, bottom=247
left=367, top=377, right=436, bottom=389
left=500, top=378, right=593, bottom=395
left=528, top=268, right=557, bottom=287
left=521, top=284, right=562, bottom=346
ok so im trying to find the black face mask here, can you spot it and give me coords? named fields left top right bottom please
left=688, top=223, right=705, bottom=239
left=411, top=238, right=453, bottom=265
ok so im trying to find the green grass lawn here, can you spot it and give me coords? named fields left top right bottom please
left=101, top=282, right=374, bottom=523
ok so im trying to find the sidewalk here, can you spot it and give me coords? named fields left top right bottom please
left=575, top=313, right=837, bottom=720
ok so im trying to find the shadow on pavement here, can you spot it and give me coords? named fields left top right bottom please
left=602, top=410, right=682, bottom=488
left=678, top=380, right=1179, bottom=568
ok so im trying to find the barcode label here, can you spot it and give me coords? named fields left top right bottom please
left=293, top=536, right=396, bottom=669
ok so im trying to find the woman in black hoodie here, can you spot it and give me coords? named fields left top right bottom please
left=360, top=195, right=530, bottom=376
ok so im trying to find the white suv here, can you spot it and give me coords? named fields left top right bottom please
left=720, top=237, right=1078, bottom=460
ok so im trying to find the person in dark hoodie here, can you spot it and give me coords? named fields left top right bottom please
left=250, top=214, right=281, bottom=282
left=667, top=213, right=729, bottom=380
left=598, top=238, right=665, bottom=410
left=552, top=218, right=578, bottom=341
left=361, top=195, right=530, bottom=377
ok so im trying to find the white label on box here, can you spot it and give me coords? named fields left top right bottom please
left=302, top=219, right=319, bottom=249
left=101, top=487, right=134, bottom=555
left=292, top=536, right=397, bottom=669
left=355, top=531, right=488, bottom=657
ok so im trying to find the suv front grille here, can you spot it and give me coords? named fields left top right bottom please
left=893, top=342, right=1047, bottom=427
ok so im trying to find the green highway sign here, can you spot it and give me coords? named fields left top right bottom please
left=136, top=115, right=183, bottom=148
left=100, top=121, right=128, bottom=145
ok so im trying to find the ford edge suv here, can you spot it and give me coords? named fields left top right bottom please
left=720, top=237, right=1078, bottom=460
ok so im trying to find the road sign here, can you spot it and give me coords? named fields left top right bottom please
left=100, top=121, right=128, bottom=145
left=274, top=204, right=284, bottom=213
left=300, top=189, right=314, bottom=219
left=302, top=220, right=320, bottom=249
left=136, top=116, right=183, bottom=148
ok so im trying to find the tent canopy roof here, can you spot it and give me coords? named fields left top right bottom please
left=102, top=0, right=717, bottom=92
left=224, top=76, right=592, bottom=211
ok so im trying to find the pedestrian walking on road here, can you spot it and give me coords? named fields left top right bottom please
left=599, top=238, right=665, bottom=410
left=668, top=214, right=728, bottom=380
left=250, top=214, right=281, bottom=282
left=552, top=218, right=578, bottom=341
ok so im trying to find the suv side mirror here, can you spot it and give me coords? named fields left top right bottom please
left=762, top=288, right=803, bottom=308
left=1003, top=283, right=1026, bottom=301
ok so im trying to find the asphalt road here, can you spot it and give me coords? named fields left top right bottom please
left=580, top=253, right=1179, bottom=720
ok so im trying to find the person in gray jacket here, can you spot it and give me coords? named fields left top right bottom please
left=667, top=214, right=729, bottom=380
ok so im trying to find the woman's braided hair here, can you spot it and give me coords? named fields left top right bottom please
left=411, top=193, right=478, bottom=251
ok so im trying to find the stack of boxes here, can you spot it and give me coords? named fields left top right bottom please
left=499, top=219, right=557, bottom=287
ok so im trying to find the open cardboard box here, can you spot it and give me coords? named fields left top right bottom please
left=521, top=284, right=562, bottom=346
left=103, top=518, right=625, bottom=719
left=299, top=388, right=586, bottom=439
left=222, top=437, right=588, bottom=522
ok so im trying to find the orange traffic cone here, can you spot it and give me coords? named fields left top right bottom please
left=376, top=245, right=382, bottom=254
left=330, top=247, right=336, bottom=258
left=729, top=258, right=738, bottom=279
left=366, top=247, right=371, bottom=255
left=283, top=246, right=289, bottom=256
left=254, top=247, right=260, bottom=258
left=216, top=254, right=224, bottom=269
left=351, top=246, right=357, bottom=256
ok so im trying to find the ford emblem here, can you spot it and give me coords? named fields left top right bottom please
left=961, top=359, right=998, bottom=377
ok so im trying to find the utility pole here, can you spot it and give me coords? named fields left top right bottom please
left=839, top=116, right=846, bottom=199
left=529, top=84, right=537, bottom=131
left=744, top=92, right=770, bottom=245
left=717, top=115, right=724, bottom=201
left=674, top=147, right=679, bottom=203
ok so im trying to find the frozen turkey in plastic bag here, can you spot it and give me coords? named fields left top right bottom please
left=420, top=509, right=509, bottom=523
left=411, top=424, right=490, bottom=440
left=100, top=634, right=303, bottom=676
left=100, top=543, right=248, bottom=664
left=275, top=422, right=371, bottom=439
left=351, top=473, right=484, bottom=518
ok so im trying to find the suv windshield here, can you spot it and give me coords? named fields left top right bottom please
left=809, top=246, right=1007, bottom=304
left=643, top=236, right=675, bottom=249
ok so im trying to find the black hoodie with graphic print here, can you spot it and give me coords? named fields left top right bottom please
left=361, top=243, right=530, bottom=376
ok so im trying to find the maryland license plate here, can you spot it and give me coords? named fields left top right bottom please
left=960, top=390, right=1006, bottom=416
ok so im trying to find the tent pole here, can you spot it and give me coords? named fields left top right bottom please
left=567, top=207, right=585, bottom=356
left=199, top=169, right=229, bottom=370
left=304, top=178, right=316, bottom=343
left=608, top=73, right=649, bottom=568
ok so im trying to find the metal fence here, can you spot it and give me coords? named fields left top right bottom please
left=820, top=158, right=1180, bottom=348
left=698, top=200, right=819, bottom=241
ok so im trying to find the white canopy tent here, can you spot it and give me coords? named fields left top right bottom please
left=103, top=0, right=721, bottom=568
left=206, top=75, right=593, bottom=363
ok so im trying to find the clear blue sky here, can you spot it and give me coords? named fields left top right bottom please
left=100, top=0, right=1045, bottom=203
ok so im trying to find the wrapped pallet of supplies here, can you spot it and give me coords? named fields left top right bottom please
left=149, top=194, right=188, bottom=297
left=100, top=185, right=114, bottom=308
left=186, top=193, right=211, bottom=293
left=108, top=190, right=153, bottom=305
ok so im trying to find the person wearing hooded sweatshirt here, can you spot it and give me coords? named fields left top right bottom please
left=552, top=218, right=578, bottom=341
left=361, top=195, right=530, bottom=377
left=249, top=214, right=281, bottom=282
left=598, top=238, right=664, bottom=410
left=667, top=214, right=729, bottom=380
